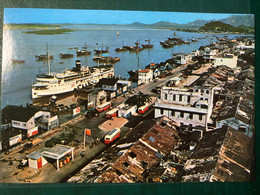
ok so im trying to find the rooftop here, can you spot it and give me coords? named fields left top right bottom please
left=97, top=116, right=181, bottom=183
left=139, top=69, right=151, bottom=73
left=98, top=77, right=119, bottom=86
left=2, top=105, right=40, bottom=123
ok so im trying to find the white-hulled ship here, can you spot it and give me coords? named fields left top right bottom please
left=32, top=60, right=114, bottom=99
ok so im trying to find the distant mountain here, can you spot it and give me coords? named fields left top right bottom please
left=185, top=19, right=210, bottom=28
left=130, top=22, right=146, bottom=26
left=151, top=21, right=180, bottom=27
left=219, top=15, right=254, bottom=27
left=128, top=14, right=254, bottom=29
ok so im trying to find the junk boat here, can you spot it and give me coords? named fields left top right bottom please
left=94, top=46, right=109, bottom=55
left=11, top=59, right=25, bottom=64
left=93, top=54, right=120, bottom=64
left=35, top=54, right=54, bottom=61
left=115, top=47, right=128, bottom=52
left=32, top=60, right=114, bottom=99
left=142, top=39, right=154, bottom=48
left=77, top=50, right=91, bottom=56
left=128, top=41, right=143, bottom=52
left=59, top=53, right=74, bottom=58
left=77, top=43, right=91, bottom=56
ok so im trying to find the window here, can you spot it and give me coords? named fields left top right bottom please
left=201, top=105, right=208, bottom=109
left=206, top=90, right=209, bottom=94
left=160, top=109, right=164, bottom=115
left=129, top=151, right=136, bottom=158
left=164, top=93, right=168, bottom=100
left=171, top=110, right=175, bottom=116
left=123, top=162, right=129, bottom=168
left=201, top=89, right=204, bottom=93
left=115, top=169, right=122, bottom=176
left=187, top=96, right=190, bottom=103
left=189, top=113, right=193, bottom=119
left=199, top=114, right=203, bottom=120
left=173, top=94, right=176, bottom=101
left=180, top=112, right=184, bottom=118
left=179, top=95, right=182, bottom=101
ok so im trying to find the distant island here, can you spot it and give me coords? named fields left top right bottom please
left=4, top=23, right=74, bottom=35
left=23, top=28, right=74, bottom=35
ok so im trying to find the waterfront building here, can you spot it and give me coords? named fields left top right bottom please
left=154, top=86, right=215, bottom=128
left=173, top=54, right=192, bottom=65
left=213, top=54, right=238, bottom=69
left=1, top=105, right=59, bottom=148
left=138, top=69, right=153, bottom=84
left=88, top=89, right=107, bottom=108
left=98, top=77, right=132, bottom=99
left=98, top=77, right=119, bottom=92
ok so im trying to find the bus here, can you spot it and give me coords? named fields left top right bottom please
left=105, top=108, right=118, bottom=119
left=138, top=104, right=149, bottom=114
left=96, top=102, right=111, bottom=112
left=104, top=128, right=121, bottom=144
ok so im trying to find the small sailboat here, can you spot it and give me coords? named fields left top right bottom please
left=117, top=31, right=119, bottom=36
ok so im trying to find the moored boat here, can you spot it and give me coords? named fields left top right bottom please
left=11, top=59, right=25, bottom=64
left=59, top=53, right=74, bottom=58
left=32, top=60, right=114, bottom=99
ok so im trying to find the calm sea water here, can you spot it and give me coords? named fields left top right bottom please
left=1, top=24, right=237, bottom=108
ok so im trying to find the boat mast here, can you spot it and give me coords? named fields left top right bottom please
left=46, top=42, right=51, bottom=75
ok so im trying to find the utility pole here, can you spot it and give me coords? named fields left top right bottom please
left=83, top=129, right=86, bottom=149
left=137, top=56, right=139, bottom=91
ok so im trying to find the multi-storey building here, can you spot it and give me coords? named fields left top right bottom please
left=203, top=47, right=217, bottom=63
left=154, top=86, right=216, bottom=128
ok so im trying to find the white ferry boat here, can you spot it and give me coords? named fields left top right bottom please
left=32, top=60, right=114, bottom=99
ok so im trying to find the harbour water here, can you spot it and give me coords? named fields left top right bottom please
left=1, top=24, right=237, bottom=108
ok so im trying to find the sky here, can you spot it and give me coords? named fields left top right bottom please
left=4, top=8, right=245, bottom=25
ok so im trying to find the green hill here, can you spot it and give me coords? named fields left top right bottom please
left=199, top=21, right=253, bottom=34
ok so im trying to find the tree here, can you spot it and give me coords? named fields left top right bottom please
left=125, top=92, right=152, bottom=108
left=45, top=125, right=80, bottom=147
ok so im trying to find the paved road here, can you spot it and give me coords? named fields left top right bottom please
left=138, top=64, right=187, bottom=95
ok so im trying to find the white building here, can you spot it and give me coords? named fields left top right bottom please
left=154, top=86, right=216, bottom=128
left=27, top=144, right=75, bottom=171
left=2, top=105, right=59, bottom=139
left=138, top=69, right=153, bottom=84
left=203, top=47, right=217, bottom=63
left=117, top=103, right=137, bottom=118
left=174, top=54, right=192, bottom=65
left=213, top=54, right=238, bottom=69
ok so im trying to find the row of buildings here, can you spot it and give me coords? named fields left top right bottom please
left=80, top=36, right=255, bottom=183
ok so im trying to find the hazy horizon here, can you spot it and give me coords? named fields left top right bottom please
left=4, top=8, right=249, bottom=25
